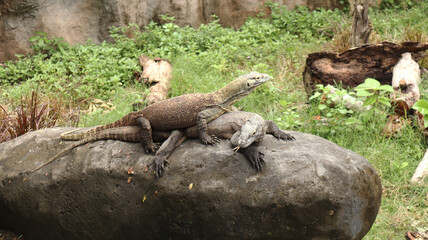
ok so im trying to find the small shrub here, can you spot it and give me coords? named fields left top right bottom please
left=29, top=31, right=69, bottom=58
left=379, top=0, right=422, bottom=10
left=0, top=91, right=60, bottom=143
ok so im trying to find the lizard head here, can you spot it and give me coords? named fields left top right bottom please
left=240, top=71, right=272, bottom=91
left=230, top=116, right=266, bottom=148
left=218, top=72, right=271, bottom=106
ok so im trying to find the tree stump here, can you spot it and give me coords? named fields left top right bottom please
left=351, top=0, right=372, bottom=48
left=138, top=55, right=172, bottom=105
left=303, top=41, right=428, bottom=95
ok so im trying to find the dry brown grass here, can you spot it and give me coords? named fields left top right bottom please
left=0, top=91, right=80, bottom=143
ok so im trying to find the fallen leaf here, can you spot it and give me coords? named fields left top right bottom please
left=45, top=173, right=48, bottom=176
left=127, top=177, right=132, bottom=183
left=189, top=183, right=193, bottom=190
left=142, top=195, right=147, bottom=203
left=17, top=160, right=23, bottom=164
left=8, top=180, right=11, bottom=184
left=22, top=177, right=27, bottom=182
left=127, top=166, right=135, bottom=175
left=144, top=166, right=148, bottom=173
left=126, top=155, right=130, bottom=159
left=154, top=190, right=158, bottom=195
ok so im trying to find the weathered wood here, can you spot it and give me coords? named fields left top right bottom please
left=391, top=52, right=421, bottom=100
left=138, top=55, right=172, bottom=105
left=411, top=149, right=428, bottom=184
left=383, top=52, right=421, bottom=137
left=303, top=41, right=428, bottom=94
left=351, top=0, right=372, bottom=48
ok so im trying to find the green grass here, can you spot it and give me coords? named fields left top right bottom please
left=1, top=2, right=428, bottom=239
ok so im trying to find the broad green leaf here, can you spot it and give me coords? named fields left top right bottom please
left=338, top=108, right=348, bottom=114
left=364, top=78, right=381, bottom=88
left=356, top=89, right=374, bottom=97
left=378, top=97, right=391, bottom=107
left=309, top=92, right=321, bottom=100
left=356, top=78, right=380, bottom=90
left=412, top=99, right=428, bottom=115
left=318, top=104, right=327, bottom=110
left=363, top=96, right=377, bottom=106
left=378, top=85, right=393, bottom=92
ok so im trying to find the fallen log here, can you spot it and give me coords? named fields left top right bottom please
left=383, top=52, right=420, bottom=136
left=303, top=41, right=428, bottom=95
left=138, top=55, right=172, bottom=105
left=411, top=149, right=428, bottom=184
left=380, top=52, right=428, bottom=184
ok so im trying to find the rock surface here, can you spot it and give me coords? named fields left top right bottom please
left=0, top=0, right=346, bottom=61
left=0, top=127, right=381, bottom=240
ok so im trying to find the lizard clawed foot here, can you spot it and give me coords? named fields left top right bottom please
left=211, top=135, right=221, bottom=145
left=276, top=132, right=295, bottom=141
left=239, top=145, right=265, bottom=172
left=153, top=156, right=169, bottom=178
left=201, top=133, right=220, bottom=145
left=144, top=142, right=160, bottom=154
left=232, top=145, right=240, bottom=153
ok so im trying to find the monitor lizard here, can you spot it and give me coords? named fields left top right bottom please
left=61, top=72, right=271, bottom=153
left=31, top=111, right=295, bottom=174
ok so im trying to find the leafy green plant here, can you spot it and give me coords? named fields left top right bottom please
left=412, top=99, right=428, bottom=128
left=29, top=31, right=69, bottom=57
left=354, top=78, right=393, bottom=107
left=379, top=0, right=421, bottom=9
left=267, top=3, right=344, bottom=42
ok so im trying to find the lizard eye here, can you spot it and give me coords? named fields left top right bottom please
left=256, top=76, right=260, bottom=80
left=247, top=82, right=250, bottom=87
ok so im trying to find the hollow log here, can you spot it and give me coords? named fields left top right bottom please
left=138, top=55, right=172, bottom=105
left=303, top=41, right=428, bottom=95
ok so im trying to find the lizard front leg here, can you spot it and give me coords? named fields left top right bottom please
left=265, top=120, right=295, bottom=141
left=197, top=109, right=222, bottom=145
left=153, top=130, right=187, bottom=178
left=239, top=144, right=265, bottom=172
left=136, top=117, right=158, bottom=153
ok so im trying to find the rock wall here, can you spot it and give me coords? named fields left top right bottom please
left=0, top=0, right=345, bottom=61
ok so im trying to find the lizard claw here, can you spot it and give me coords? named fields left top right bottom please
left=239, top=145, right=265, bottom=172
left=276, top=132, right=296, bottom=141
left=201, top=133, right=220, bottom=145
left=144, top=142, right=160, bottom=154
left=212, top=135, right=221, bottom=145
left=153, top=156, right=169, bottom=178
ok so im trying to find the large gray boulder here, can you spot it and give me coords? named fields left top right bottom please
left=0, top=128, right=381, bottom=240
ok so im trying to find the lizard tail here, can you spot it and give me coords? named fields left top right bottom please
left=31, top=136, right=97, bottom=173
left=61, top=122, right=120, bottom=140
left=61, top=112, right=138, bottom=141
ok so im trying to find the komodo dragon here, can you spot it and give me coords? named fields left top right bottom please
left=151, top=111, right=295, bottom=177
left=61, top=72, right=271, bottom=153
left=31, top=111, right=295, bottom=173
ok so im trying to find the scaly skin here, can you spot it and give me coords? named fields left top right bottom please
left=61, top=72, right=271, bottom=153
left=152, top=111, right=295, bottom=177
left=32, top=111, right=295, bottom=174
